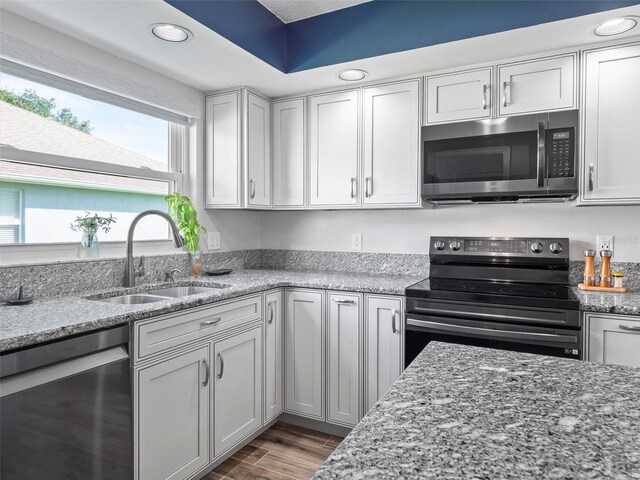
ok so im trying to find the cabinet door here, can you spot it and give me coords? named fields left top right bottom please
left=264, top=290, right=283, bottom=422
left=365, top=296, right=403, bottom=412
left=588, top=314, right=640, bottom=367
left=425, top=68, right=492, bottom=124
left=246, top=91, right=271, bottom=208
left=205, top=91, right=241, bottom=208
left=213, top=327, right=263, bottom=457
left=284, top=289, right=324, bottom=419
left=136, top=346, right=210, bottom=480
left=581, top=43, right=640, bottom=204
left=273, top=98, right=306, bottom=208
left=327, top=292, right=362, bottom=427
left=309, top=90, right=359, bottom=207
left=498, top=54, right=575, bottom=116
left=363, top=80, right=420, bottom=206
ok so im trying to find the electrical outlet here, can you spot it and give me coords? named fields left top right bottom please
left=207, top=232, right=220, bottom=250
left=351, top=233, right=362, bottom=251
left=596, top=235, right=614, bottom=253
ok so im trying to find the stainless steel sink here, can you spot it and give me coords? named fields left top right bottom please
left=96, top=294, right=170, bottom=305
left=146, top=286, right=219, bottom=298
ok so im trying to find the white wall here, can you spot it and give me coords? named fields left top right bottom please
left=0, top=11, right=261, bottom=264
left=260, top=204, right=640, bottom=262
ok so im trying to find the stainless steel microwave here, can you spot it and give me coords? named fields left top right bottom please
left=421, top=110, right=579, bottom=203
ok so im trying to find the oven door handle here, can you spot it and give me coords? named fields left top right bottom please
left=411, top=306, right=552, bottom=325
left=406, top=318, right=577, bottom=344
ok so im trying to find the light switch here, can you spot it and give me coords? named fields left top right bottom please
left=207, top=232, right=220, bottom=250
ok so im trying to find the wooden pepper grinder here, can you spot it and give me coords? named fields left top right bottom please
left=599, top=250, right=613, bottom=287
left=583, top=250, right=596, bottom=286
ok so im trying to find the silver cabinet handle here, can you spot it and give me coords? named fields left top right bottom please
left=365, top=177, right=372, bottom=197
left=391, top=309, right=398, bottom=334
left=620, top=325, right=640, bottom=331
left=201, top=317, right=221, bottom=327
left=332, top=298, right=356, bottom=304
left=217, top=353, right=224, bottom=379
left=502, top=81, right=510, bottom=107
left=536, top=120, right=546, bottom=188
left=482, top=84, right=490, bottom=110
left=350, top=177, right=357, bottom=198
left=202, top=358, right=210, bottom=387
left=267, top=301, right=274, bottom=324
left=250, top=179, right=256, bottom=199
left=588, top=164, right=594, bottom=192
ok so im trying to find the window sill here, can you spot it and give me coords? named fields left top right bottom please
left=0, top=239, right=186, bottom=267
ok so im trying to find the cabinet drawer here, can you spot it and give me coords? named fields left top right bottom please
left=135, top=295, right=262, bottom=360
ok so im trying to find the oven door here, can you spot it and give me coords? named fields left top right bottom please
left=405, top=313, right=581, bottom=368
left=423, top=128, right=545, bottom=199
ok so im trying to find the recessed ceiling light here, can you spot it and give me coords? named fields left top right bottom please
left=149, top=23, right=193, bottom=43
left=338, top=69, right=368, bottom=81
left=594, top=16, right=637, bottom=36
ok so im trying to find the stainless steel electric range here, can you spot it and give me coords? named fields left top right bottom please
left=405, top=236, right=581, bottom=367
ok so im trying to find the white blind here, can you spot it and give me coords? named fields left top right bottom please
left=1, top=58, right=191, bottom=126
left=0, top=188, right=22, bottom=244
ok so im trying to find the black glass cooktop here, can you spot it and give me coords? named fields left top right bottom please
left=406, top=278, right=580, bottom=310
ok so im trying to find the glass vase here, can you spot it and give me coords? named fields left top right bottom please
left=80, top=229, right=100, bottom=258
left=190, top=251, right=204, bottom=277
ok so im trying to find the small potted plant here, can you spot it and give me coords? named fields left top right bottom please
left=70, top=212, right=116, bottom=258
left=165, top=193, right=206, bottom=276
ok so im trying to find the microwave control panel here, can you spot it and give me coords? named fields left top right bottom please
left=547, top=128, right=575, bottom=178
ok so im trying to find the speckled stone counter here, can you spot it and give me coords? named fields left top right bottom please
left=573, top=287, right=640, bottom=316
left=0, top=269, right=421, bottom=352
left=313, top=342, right=640, bottom=480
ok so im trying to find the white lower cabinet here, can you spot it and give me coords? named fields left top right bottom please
left=365, top=295, right=404, bottom=412
left=327, top=292, right=363, bottom=427
left=284, top=289, right=325, bottom=419
left=213, top=327, right=263, bottom=457
left=136, top=345, right=210, bottom=480
left=264, top=290, right=284, bottom=422
left=587, top=313, right=640, bottom=367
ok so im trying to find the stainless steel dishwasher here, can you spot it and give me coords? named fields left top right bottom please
left=0, top=325, right=133, bottom=480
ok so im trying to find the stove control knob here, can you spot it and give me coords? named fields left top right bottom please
left=549, top=242, right=563, bottom=254
left=530, top=242, right=544, bottom=254
left=449, top=240, right=462, bottom=251
left=434, top=240, right=446, bottom=251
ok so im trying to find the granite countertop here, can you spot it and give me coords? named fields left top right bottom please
left=0, top=269, right=421, bottom=352
left=573, top=287, right=640, bottom=316
left=313, top=342, right=640, bottom=479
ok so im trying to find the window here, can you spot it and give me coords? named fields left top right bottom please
left=0, top=60, right=188, bottom=245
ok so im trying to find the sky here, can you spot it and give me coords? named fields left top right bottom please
left=1, top=73, right=169, bottom=168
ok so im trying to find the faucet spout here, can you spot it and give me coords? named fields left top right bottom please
left=124, top=210, right=184, bottom=287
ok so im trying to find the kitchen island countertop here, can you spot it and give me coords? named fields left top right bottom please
left=313, top=342, right=640, bottom=479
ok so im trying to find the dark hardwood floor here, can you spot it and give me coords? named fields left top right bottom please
left=204, top=422, right=343, bottom=480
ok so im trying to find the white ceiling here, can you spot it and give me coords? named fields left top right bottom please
left=257, top=0, right=371, bottom=23
left=2, top=1, right=640, bottom=99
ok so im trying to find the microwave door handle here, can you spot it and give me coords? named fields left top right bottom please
left=537, top=121, right=546, bottom=188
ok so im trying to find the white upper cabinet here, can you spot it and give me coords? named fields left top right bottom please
left=205, top=91, right=241, bottom=208
left=327, top=292, right=362, bottom=427
left=363, top=80, right=421, bottom=207
left=587, top=314, right=640, bottom=367
left=498, top=54, right=576, bottom=116
left=309, top=90, right=360, bottom=207
left=580, top=43, right=640, bottom=205
left=425, top=68, right=492, bottom=124
left=245, top=91, right=271, bottom=208
left=272, top=98, right=306, bottom=209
